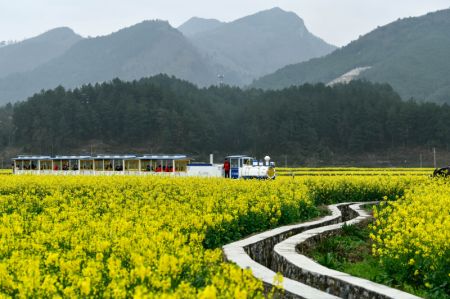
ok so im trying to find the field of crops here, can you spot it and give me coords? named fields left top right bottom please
left=371, top=181, right=450, bottom=295
left=0, top=171, right=447, bottom=297
left=276, top=167, right=434, bottom=176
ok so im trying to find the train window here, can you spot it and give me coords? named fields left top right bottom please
left=104, top=160, right=113, bottom=170
left=125, top=160, right=139, bottom=171
left=69, top=160, right=78, bottom=170
left=113, top=160, right=123, bottom=171
left=230, top=159, right=239, bottom=168
left=40, top=160, right=52, bottom=170
left=80, top=160, right=93, bottom=170
left=175, top=160, right=188, bottom=172
left=243, top=158, right=252, bottom=166
left=95, top=160, right=104, bottom=171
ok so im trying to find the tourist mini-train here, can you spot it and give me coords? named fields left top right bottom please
left=12, top=154, right=276, bottom=179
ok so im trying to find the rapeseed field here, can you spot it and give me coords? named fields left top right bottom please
left=0, top=173, right=447, bottom=297
left=371, top=180, right=450, bottom=294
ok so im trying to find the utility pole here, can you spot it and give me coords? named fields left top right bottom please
left=217, top=74, right=224, bottom=86
left=433, top=147, right=436, bottom=168
left=284, top=155, right=287, bottom=168
left=419, top=153, right=422, bottom=168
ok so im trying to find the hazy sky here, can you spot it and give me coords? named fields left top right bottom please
left=1, top=0, right=449, bottom=46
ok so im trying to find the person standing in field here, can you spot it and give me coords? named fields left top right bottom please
left=224, top=158, right=230, bottom=178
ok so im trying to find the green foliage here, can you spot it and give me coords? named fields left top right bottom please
left=5, top=77, right=450, bottom=163
left=0, top=103, right=13, bottom=148
left=309, top=223, right=447, bottom=299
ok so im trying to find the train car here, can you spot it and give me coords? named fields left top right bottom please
left=12, top=154, right=275, bottom=179
left=12, top=154, right=191, bottom=176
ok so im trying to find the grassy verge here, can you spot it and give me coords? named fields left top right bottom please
left=306, top=221, right=441, bottom=298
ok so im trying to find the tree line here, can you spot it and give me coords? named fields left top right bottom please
left=1, top=75, right=449, bottom=165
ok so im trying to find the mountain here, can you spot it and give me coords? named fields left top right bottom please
left=0, top=27, right=82, bottom=78
left=187, top=7, right=337, bottom=85
left=0, top=21, right=216, bottom=105
left=178, top=17, right=224, bottom=37
left=0, top=8, right=337, bottom=104
left=253, top=8, right=450, bottom=103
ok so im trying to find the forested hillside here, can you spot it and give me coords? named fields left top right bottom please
left=253, top=8, right=450, bottom=104
left=2, top=76, right=450, bottom=165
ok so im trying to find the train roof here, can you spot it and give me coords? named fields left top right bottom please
left=14, top=154, right=257, bottom=161
left=13, top=154, right=189, bottom=161
left=55, top=155, right=92, bottom=160
left=139, top=155, right=188, bottom=160
left=13, top=155, right=52, bottom=160
left=93, top=155, right=136, bottom=160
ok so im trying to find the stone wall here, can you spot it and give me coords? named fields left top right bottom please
left=223, top=202, right=422, bottom=299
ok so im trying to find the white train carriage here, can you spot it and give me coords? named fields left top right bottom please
left=12, top=154, right=275, bottom=179
left=12, top=154, right=191, bottom=176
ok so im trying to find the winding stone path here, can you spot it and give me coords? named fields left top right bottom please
left=223, top=202, right=422, bottom=299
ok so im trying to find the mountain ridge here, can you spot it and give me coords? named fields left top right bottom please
left=0, top=20, right=217, bottom=105
left=188, top=7, right=337, bottom=84
left=0, top=8, right=337, bottom=104
left=252, top=8, right=450, bottom=103
left=178, top=17, right=224, bottom=37
left=0, top=27, right=82, bottom=78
